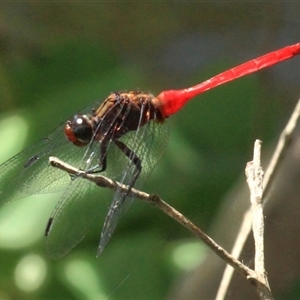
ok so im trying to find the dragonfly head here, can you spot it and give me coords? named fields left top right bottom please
left=64, top=114, right=94, bottom=147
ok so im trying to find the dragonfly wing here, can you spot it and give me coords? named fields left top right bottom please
left=45, top=133, right=112, bottom=259
left=45, top=176, right=106, bottom=259
left=0, top=99, right=103, bottom=205
left=0, top=130, right=68, bottom=204
left=97, top=119, right=169, bottom=255
left=97, top=158, right=138, bottom=256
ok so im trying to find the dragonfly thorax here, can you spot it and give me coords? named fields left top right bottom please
left=94, top=91, right=164, bottom=134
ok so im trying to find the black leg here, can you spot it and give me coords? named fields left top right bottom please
left=114, top=139, right=142, bottom=195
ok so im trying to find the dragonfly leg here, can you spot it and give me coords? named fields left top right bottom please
left=84, top=137, right=109, bottom=174
left=114, top=139, right=142, bottom=196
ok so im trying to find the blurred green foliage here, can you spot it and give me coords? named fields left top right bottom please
left=0, top=3, right=299, bottom=300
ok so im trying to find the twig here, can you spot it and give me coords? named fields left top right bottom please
left=245, top=140, right=273, bottom=300
left=215, top=209, right=253, bottom=300
left=263, top=99, right=300, bottom=199
left=49, top=156, right=256, bottom=280
left=246, top=140, right=265, bottom=277
left=216, top=98, right=300, bottom=300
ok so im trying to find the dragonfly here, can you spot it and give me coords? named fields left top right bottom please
left=0, top=43, right=299, bottom=259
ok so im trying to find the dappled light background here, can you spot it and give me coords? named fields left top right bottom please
left=1, top=3, right=300, bottom=300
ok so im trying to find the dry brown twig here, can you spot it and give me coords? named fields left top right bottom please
left=49, top=151, right=272, bottom=298
left=49, top=156, right=253, bottom=278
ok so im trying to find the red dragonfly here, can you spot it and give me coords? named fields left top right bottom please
left=0, top=43, right=299, bottom=259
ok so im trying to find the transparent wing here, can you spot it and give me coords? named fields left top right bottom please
left=0, top=99, right=103, bottom=205
left=97, top=118, right=169, bottom=255
left=0, top=99, right=105, bottom=260
left=45, top=175, right=106, bottom=260
left=44, top=130, right=114, bottom=259
left=43, top=103, right=123, bottom=259
left=0, top=126, right=71, bottom=204
left=45, top=110, right=169, bottom=259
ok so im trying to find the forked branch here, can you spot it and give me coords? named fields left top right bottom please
left=217, top=99, right=300, bottom=300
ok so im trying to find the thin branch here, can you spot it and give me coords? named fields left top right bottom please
left=216, top=98, right=300, bottom=300
left=245, top=140, right=273, bottom=300
left=246, top=140, right=265, bottom=277
left=263, top=99, right=300, bottom=200
left=215, top=209, right=253, bottom=300
left=49, top=156, right=256, bottom=280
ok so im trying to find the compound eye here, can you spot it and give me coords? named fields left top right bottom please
left=64, top=114, right=94, bottom=147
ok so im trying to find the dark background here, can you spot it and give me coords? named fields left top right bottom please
left=0, top=3, right=300, bottom=300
